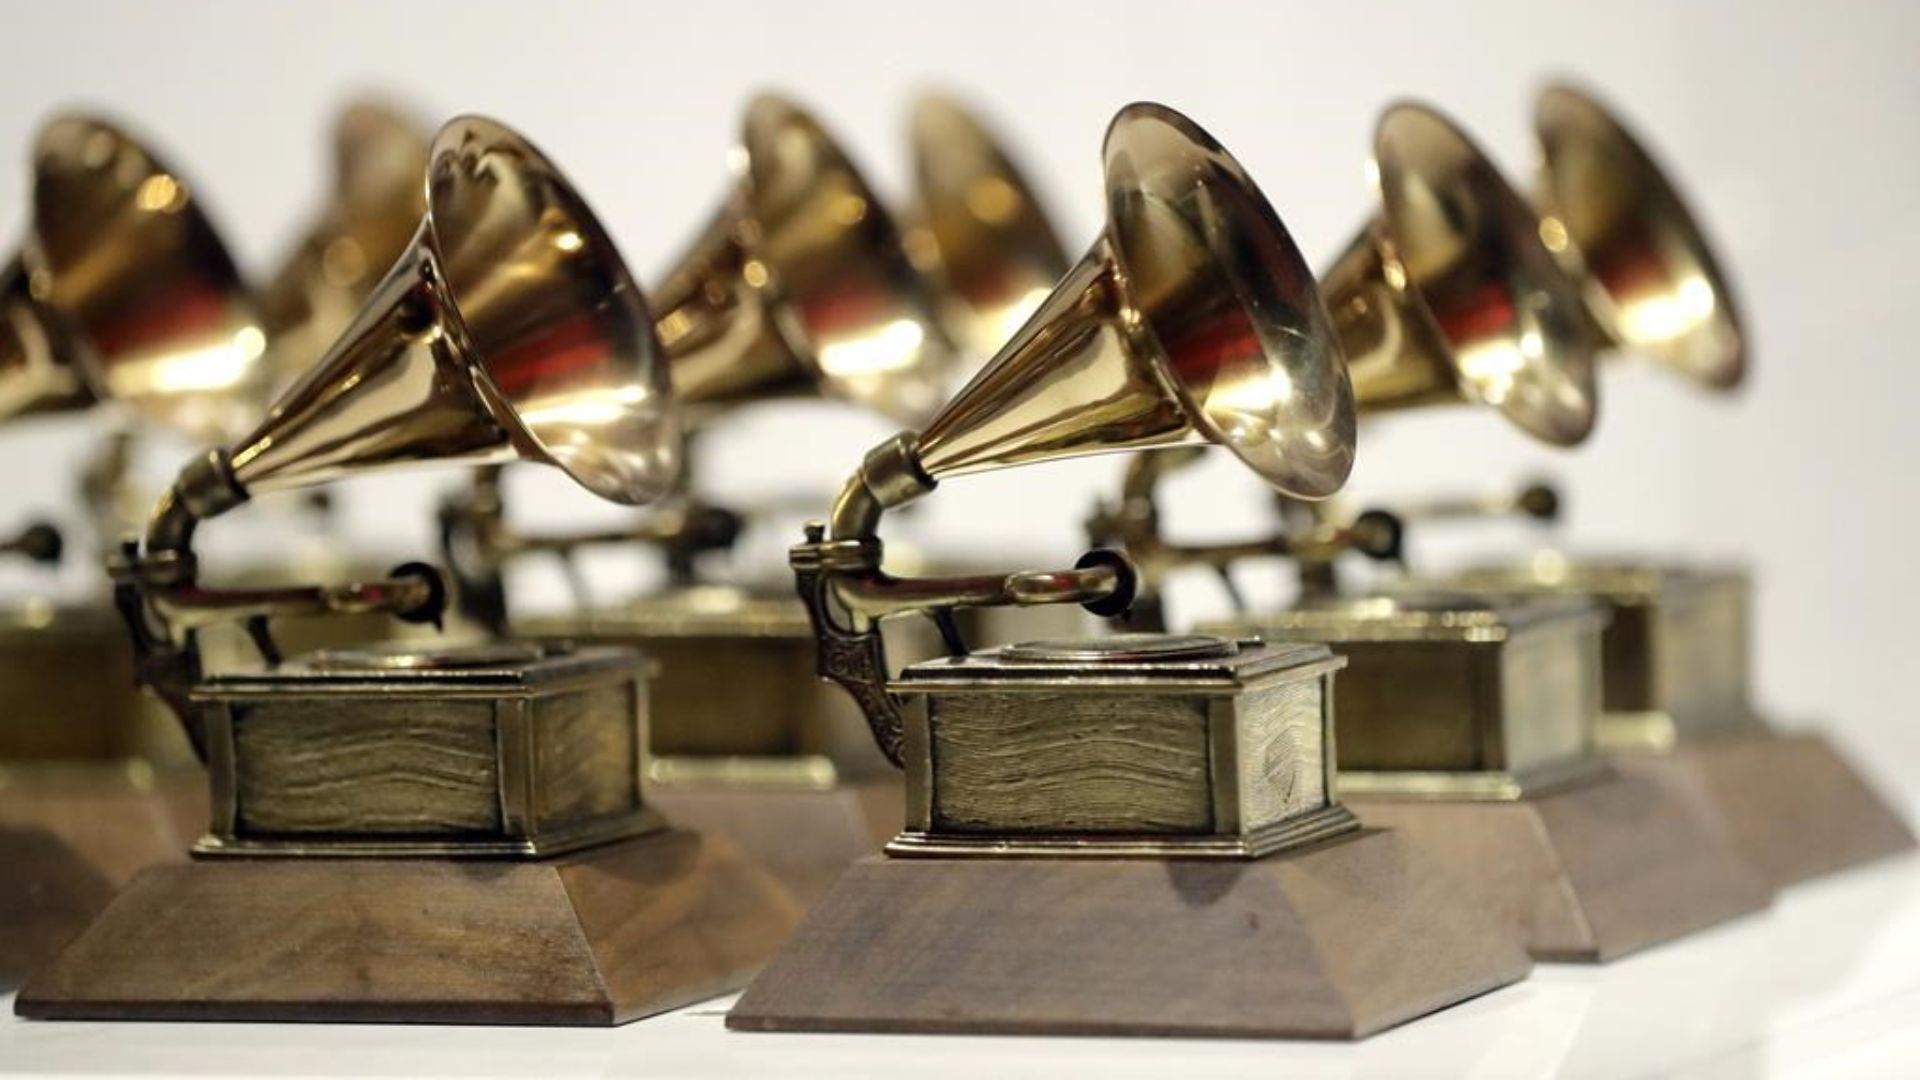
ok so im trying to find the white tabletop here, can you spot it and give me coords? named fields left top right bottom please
left=2, top=850, right=1917, bottom=1080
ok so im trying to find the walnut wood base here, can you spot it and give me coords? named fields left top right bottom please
left=648, top=776, right=905, bottom=907
left=0, top=766, right=205, bottom=988
left=1660, top=730, right=1915, bottom=888
left=1350, top=762, right=1771, bottom=962
left=15, top=828, right=801, bottom=1025
left=727, top=828, right=1529, bottom=1039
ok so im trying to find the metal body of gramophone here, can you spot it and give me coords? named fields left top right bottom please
left=728, top=104, right=1528, bottom=1040
left=1192, top=102, right=1767, bottom=961
left=16, top=117, right=797, bottom=1025
left=0, top=115, right=277, bottom=986
left=1431, top=84, right=1911, bottom=888
left=443, top=94, right=1070, bottom=905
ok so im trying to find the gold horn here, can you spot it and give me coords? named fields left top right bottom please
left=650, top=93, right=959, bottom=426
left=1533, top=82, right=1746, bottom=390
left=258, top=99, right=432, bottom=392
left=0, top=114, right=266, bottom=439
left=151, top=113, right=679, bottom=548
left=1321, top=101, right=1600, bottom=447
left=902, top=93, right=1069, bottom=360
left=836, top=100, right=1357, bottom=533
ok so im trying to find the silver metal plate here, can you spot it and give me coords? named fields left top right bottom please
left=305, top=640, right=556, bottom=671
left=999, top=633, right=1238, bottom=664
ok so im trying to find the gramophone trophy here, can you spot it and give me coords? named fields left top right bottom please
left=1437, top=84, right=1913, bottom=886
left=442, top=94, right=1066, bottom=904
left=0, top=114, right=269, bottom=986
left=728, top=103, right=1527, bottom=1040
left=17, top=116, right=797, bottom=1024
left=1195, top=102, right=1767, bottom=961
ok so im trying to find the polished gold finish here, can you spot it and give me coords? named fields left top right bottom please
left=111, top=114, right=681, bottom=755
left=259, top=100, right=431, bottom=391
left=654, top=93, right=958, bottom=426
left=0, top=115, right=266, bottom=440
left=1533, top=83, right=1745, bottom=389
left=1205, top=592, right=1611, bottom=798
left=1324, top=101, right=1599, bottom=445
left=902, top=93, right=1069, bottom=359
left=793, top=102, right=1356, bottom=814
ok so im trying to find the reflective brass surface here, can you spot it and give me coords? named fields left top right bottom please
left=221, top=115, right=678, bottom=505
left=1205, top=592, right=1611, bottom=799
left=906, top=104, right=1355, bottom=494
left=259, top=100, right=431, bottom=391
left=653, top=93, right=958, bottom=426
left=0, top=114, right=266, bottom=437
left=1323, top=101, right=1598, bottom=446
left=903, top=94, right=1069, bottom=359
left=1533, top=84, right=1745, bottom=389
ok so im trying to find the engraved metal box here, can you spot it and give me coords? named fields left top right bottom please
left=887, top=637, right=1355, bottom=858
left=1446, top=560, right=1755, bottom=751
left=188, top=643, right=660, bottom=857
left=1205, top=595, right=1608, bottom=798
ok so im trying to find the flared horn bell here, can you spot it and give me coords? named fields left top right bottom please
left=911, top=102, right=1357, bottom=502
left=650, top=93, right=958, bottom=426
left=1321, top=101, right=1599, bottom=447
left=218, top=115, right=680, bottom=507
left=903, top=93, right=1069, bottom=360
left=1534, top=83, right=1746, bottom=390
left=0, top=115, right=266, bottom=438
left=259, top=99, right=432, bottom=392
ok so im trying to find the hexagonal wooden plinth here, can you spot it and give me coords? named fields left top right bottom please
left=727, top=828, right=1529, bottom=1039
left=1350, top=761, right=1771, bottom=962
left=16, top=828, right=800, bottom=1025
left=1665, top=729, right=1914, bottom=888
left=0, top=765, right=204, bottom=988
left=649, top=776, right=903, bottom=907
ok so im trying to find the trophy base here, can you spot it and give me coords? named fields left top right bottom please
left=0, top=764, right=205, bottom=988
left=15, top=828, right=801, bottom=1025
left=726, top=828, right=1529, bottom=1039
left=1347, top=762, right=1770, bottom=962
left=648, top=772, right=904, bottom=906
left=1654, top=729, right=1914, bottom=887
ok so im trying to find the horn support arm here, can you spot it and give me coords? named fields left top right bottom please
left=114, top=448, right=447, bottom=757
left=794, top=433, right=1135, bottom=767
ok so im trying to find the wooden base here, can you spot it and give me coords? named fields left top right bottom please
left=15, top=828, right=801, bottom=1025
left=0, top=765, right=205, bottom=988
left=1350, top=763, right=1771, bottom=962
left=1657, top=729, right=1915, bottom=888
left=648, top=776, right=904, bottom=907
left=727, top=828, right=1529, bottom=1039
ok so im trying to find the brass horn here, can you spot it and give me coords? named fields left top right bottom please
left=1533, top=82, right=1746, bottom=390
left=1322, top=101, right=1601, bottom=447
left=651, top=93, right=959, bottom=426
left=902, top=93, right=1069, bottom=360
left=258, top=99, right=432, bottom=391
left=793, top=102, right=1356, bottom=763
left=115, top=114, right=680, bottom=739
left=0, top=115, right=266, bottom=439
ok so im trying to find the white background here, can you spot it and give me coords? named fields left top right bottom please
left=0, top=0, right=1915, bottom=791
